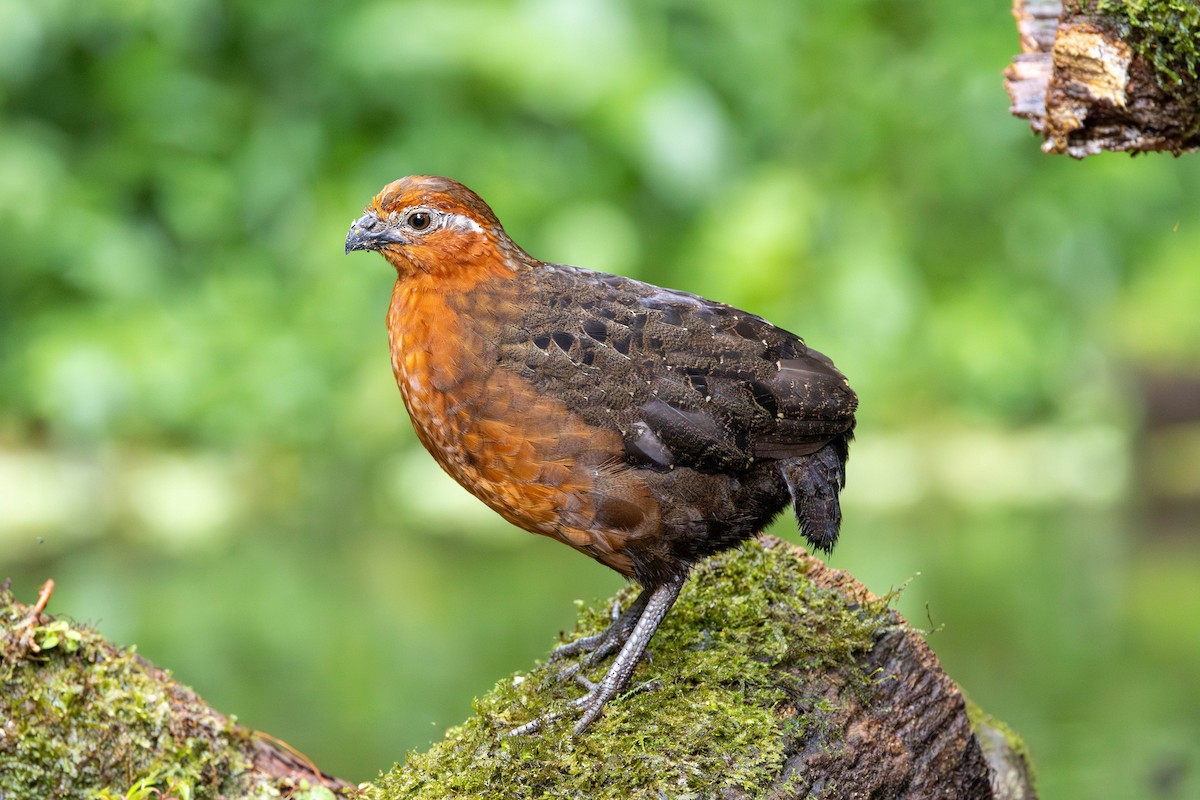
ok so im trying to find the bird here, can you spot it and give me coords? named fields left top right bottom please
left=345, top=176, right=857, bottom=735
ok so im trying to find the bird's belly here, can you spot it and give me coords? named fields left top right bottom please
left=400, top=361, right=650, bottom=575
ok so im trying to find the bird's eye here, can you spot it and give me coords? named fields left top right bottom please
left=406, top=210, right=433, bottom=231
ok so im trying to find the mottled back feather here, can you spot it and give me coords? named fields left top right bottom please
left=498, top=265, right=857, bottom=476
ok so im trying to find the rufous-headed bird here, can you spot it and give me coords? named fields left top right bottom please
left=346, top=176, right=856, bottom=734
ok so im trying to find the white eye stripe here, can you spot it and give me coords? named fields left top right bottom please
left=441, top=212, right=483, bottom=233
left=401, top=208, right=484, bottom=235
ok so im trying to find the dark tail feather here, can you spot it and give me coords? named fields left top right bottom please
left=781, top=439, right=848, bottom=555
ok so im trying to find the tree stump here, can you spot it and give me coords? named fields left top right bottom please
left=2, top=538, right=1036, bottom=799
left=1005, top=0, right=1200, bottom=157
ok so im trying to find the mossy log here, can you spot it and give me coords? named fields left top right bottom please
left=2, top=538, right=1036, bottom=799
left=1005, top=0, right=1200, bottom=157
left=0, top=580, right=355, bottom=799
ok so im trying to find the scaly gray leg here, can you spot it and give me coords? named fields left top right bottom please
left=549, top=589, right=651, bottom=683
left=508, top=575, right=685, bottom=737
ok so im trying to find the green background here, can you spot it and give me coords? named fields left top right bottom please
left=2, top=1, right=1199, bottom=797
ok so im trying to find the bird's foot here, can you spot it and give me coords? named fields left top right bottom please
left=505, top=676, right=660, bottom=737
left=506, top=709, right=566, bottom=737
left=549, top=598, right=628, bottom=659
left=568, top=678, right=660, bottom=735
left=547, top=591, right=649, bottom=683
left=506, top=578, right=684, bottom=737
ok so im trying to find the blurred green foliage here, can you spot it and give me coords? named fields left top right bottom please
left=3, top=0, right=1198, bottom=449
left=2, top=0, right=1200, bottom=798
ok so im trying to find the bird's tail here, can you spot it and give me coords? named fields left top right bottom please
left=781, top=438, right=849, bottom=555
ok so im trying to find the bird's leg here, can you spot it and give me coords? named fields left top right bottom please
left=569, top=575, right=684, bottom=735
left=508, top=575, right=685, bottom=737
left=548, top=588, right=651, bottom=683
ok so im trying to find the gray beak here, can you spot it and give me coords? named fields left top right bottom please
left=345, top=213, right=405, bottom=254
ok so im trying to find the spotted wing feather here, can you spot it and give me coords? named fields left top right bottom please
left=501, top=265, right=857, bottom=475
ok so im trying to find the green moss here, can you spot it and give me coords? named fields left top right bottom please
left=0, top=585, right=294, bottom=800
left=1096, top=0, right=1200, bottom=88
left=367, top=540, right=894, bottom=799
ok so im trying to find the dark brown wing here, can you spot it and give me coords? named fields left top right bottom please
left=498, top=265, right=857, bottom=476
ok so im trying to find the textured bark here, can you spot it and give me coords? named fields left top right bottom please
left=765, top=542, right=1025, bottom=800
left=1005, top=0, right=1200, bottom=157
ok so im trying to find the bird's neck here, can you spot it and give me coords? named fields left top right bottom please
left=385, top=266, right=523, bottom=406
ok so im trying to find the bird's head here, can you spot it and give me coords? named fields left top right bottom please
left=345, top=176, right=530, bottom=281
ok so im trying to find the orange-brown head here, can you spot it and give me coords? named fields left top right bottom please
left=345, top=175, right=533, bottom=281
